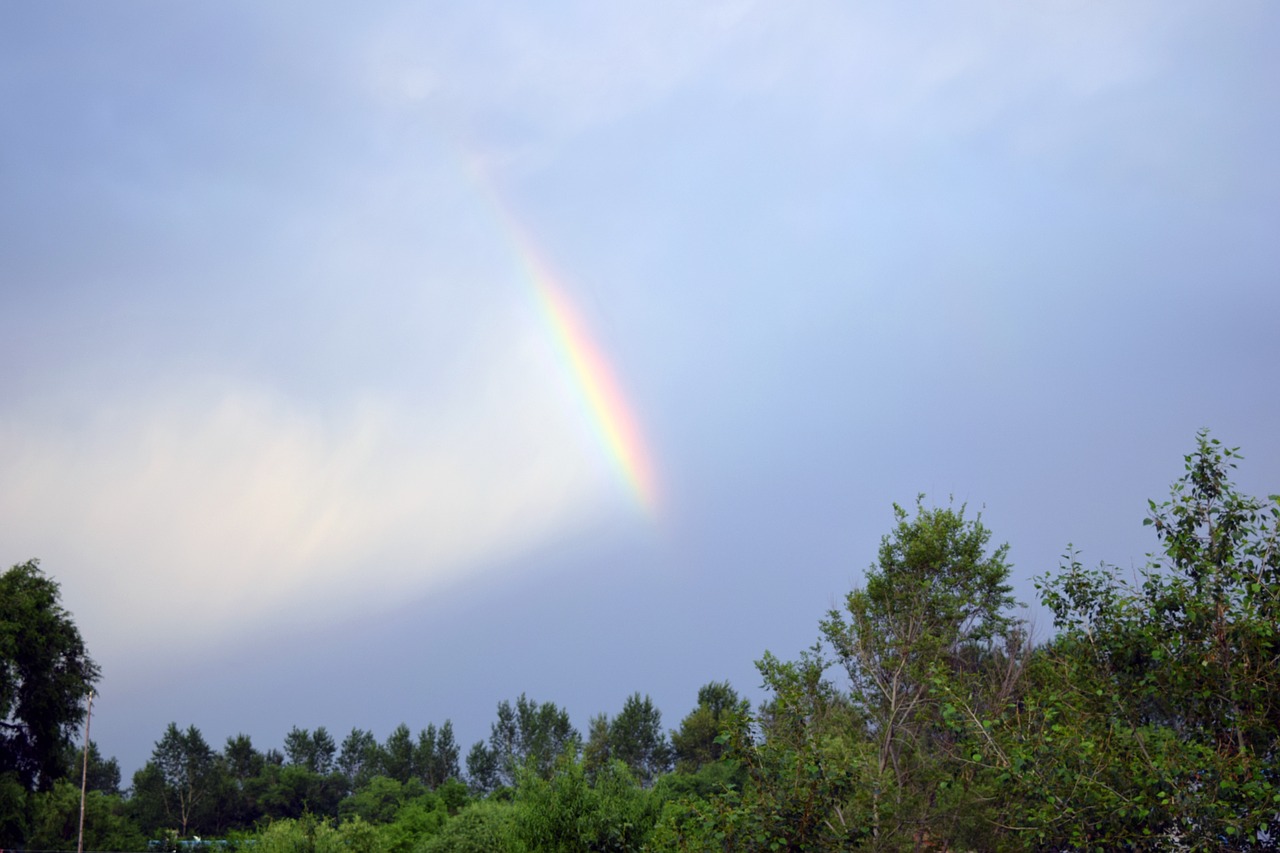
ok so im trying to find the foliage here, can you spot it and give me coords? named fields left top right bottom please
left=671, top=681, right=750, bottom=775
left=25, top=779, right=146, bottom=852
left=337, top=727, right=380, bottom=793
left=585, top=693, right=674, bottom=787
left=284, top=726, right=337, bottom=774
left=1031, top=431, right=1280, bottom=849
left=0, top=560, right=100, bottom=793
left=418, top=798, right=527, bottom=853
left=515, top=756, right=660, bottom=852
left=469, top=694, right=580, bottom=794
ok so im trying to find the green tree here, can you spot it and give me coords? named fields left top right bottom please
left=1031, top=432, right=1280, bottom=849
left=581, top=714, right=612, bottom=780
left=608, top=693, right=672, bottom=787
left=140, top=722, right=218, bottom=836
left=382, top=723, right=415, bottom=784
left=670, top=681, right=749, bottom=774
left=465, top=740, right=501, bottom=796
left=415, top=721, right=461, bottom=788
left=819, top=496, right=1023, bottom=849
left=62, top=738, right=121, bottom=795
left=337, top=727, right=380, bottom=794
left=25, top=779, right=145, bottom=852
left=0, top=560, right=101, bottom=792
left=284, top=725, right=337, bottom=774
left=479, top=695, right=579, bottom=791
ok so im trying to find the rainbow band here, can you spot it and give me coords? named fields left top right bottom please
left=526, top=259, right=658, bottom=514
left=460, top=152, right=658, bottom=514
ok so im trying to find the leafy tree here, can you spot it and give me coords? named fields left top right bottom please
left=383, top=723, right=415, bottom=784
left=337, top=727, right=381, bottom=793
left=465, top=740, right=501, bottom=796
left=415, top=721, right=461, bottom=788
left=0, top=560, right=101, bottom=792
left=581, top=713, right=613, bottom=780
left=515, top=758, right=658, bottom=852
left=480, top=695, right=579, bottom=791
left=283, top=725, right=337, bottom=774
left=340, top=775, right=420, bottom=825
left=62, top=739, right=121, bottom=795
left=608, top=693, right=673, bottom=787
left=140, top=722, right=218, bottom=836
left=670, top=681, right=749, bottom=774
left=667, top=499, right=1027, bottom=850
left=1031, top=432, right=1280, bottom=849
left=819, top=496, right=1023, bottom=848
left=25, top=779, right=145, bottom=852
left=218, top=733, right=265, bottom=830
left=418, top=798, right=526, bottom=853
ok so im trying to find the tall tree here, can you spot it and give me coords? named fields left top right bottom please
left=337, top=728, right=381, bottom=794
left=1031, top=432, right=1280, bottom=848
left=671, top=681, right=749, bottom=774
left=0, top=560, right=100, bottom=792
left=283, top=726, right=336, bottom=774
left=473, top=695, right=579, bottom=792
left=142, top=723, right=218, bottom=837
left=820, top=497, right=1023, bottom=848
left=415, top=721, right=461, bottom=788
left=608, top=693, right=672, bottom=787
left=382, top=723, right=415, bottom=784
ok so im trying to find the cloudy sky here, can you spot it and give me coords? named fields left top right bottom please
left=3, top=1, right=1278, bottom=777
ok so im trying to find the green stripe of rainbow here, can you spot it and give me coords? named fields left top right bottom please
left=460, top=153, right=658, bottom=514
left=521, top=245, right=658, bottom=514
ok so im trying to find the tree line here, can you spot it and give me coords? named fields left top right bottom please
left=2, top=430, right=1278, bottom=850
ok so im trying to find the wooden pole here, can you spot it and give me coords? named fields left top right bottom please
left=77, top=689, right=94, bottom=853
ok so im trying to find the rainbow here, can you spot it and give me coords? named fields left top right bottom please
left=466, top=159, right=658, bottom=514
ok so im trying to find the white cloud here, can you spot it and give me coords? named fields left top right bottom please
left=0, top=323, right=621, bottom=667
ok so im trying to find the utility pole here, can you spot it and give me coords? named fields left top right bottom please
left=78, top=689, right=94, bottom=853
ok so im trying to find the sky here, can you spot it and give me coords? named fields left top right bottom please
left=2, top=1, right=1278, bottom=780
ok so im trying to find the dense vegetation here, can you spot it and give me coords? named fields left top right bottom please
left=2, top=431, right=1277, bottom=851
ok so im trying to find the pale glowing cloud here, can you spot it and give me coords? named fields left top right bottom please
left=0, top=322, right=617, bottom=666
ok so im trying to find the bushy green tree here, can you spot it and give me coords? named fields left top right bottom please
left=0, top=560, right=100, bottom=794
left=516, top=758, right=658, bottom=852
left=284, top=726, right=336, bottom=774
left=337, top=727, right=380, bottom=794
left=608, top=693, right=673, bottom=788
left=469, top=695, right=579, bottom=793
left=25, top=779, right=145, bottom=852
left=418, top=798, right=526, bottom=853
left=1029, top=432, right=1280, bottom=849
left=819, top=497, right=1024, bottom=849
left=383, top=723, right=415, bottom=784
left=135, top=723, right=220, bottom=837
left=414, top=721, right=461, bottom=788
left=670, top=681, right=749, bottom=774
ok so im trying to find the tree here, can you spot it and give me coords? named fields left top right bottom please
left=485, top=695, right=579, bottom=790
left=284, top=725, right=337, bottom=774
left=383, top=723, right=415, bottom=784
left=61, top=739, right=120, bottom=795
left=607, top=693, right=672, bottom=787
left=1032, top=432, right=1280, bottom=848
left=581, top=714, right=612, bottom=780
left=415, top=721, right=461, bottom=788
left=669, top=500, right=1027, bottom=850
left=142, top=723, right=218, bottom=836
left=0, top=560, right=101, bottom=792
left=464, top=740, right=501, bottom=797
left=819, top=496, right=1024, bottom=848
left=338, top=727, right=381, bottom=794
left=670, top=681, right=749, bottom=774
left=25, top=780, right=144, bottom=852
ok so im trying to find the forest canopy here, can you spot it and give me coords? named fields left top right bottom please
left=2, top=431, right=1277, bottom=851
